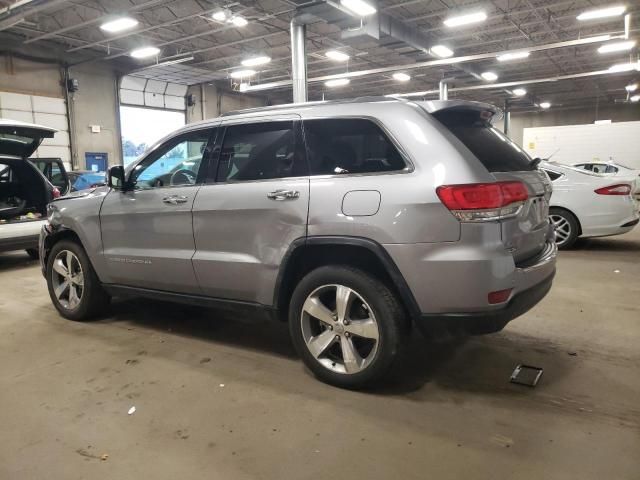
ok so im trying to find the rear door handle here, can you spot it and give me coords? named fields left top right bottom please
left=163, top=195, right=189, bottom=205
left=267, top=189, right=300, bottom=201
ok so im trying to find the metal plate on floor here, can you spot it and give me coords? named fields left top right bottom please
left=510, top=364, right=543, bottom=387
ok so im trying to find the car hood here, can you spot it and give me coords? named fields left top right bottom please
left=0, top=119, right=56, bottom=158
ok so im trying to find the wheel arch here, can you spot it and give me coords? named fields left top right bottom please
left=550, top=205, right=582, bottom=236
left=273, top=236, right=421, bottom=322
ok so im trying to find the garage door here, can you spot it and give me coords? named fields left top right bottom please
left=120, top=76, right=188, bottom=111
left=0, top=91, right=71, bottom=168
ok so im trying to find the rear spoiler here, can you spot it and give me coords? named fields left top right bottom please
left=415, top=100, right=503, bottom=122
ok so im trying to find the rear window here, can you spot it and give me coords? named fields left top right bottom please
left=433, top=109, right=535, bottom=172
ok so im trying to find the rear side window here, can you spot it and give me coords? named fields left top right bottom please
left=303, top=119, right=405, bottom=175
left=433, top=109, right=534, bottom=172
left=216, top=121, right=305, bottom=182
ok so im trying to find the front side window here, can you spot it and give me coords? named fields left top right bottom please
left=131, top=129, right=213, bottom=189
left=303, top=119, right=406, bottom=176
left=216, top=121, right=304, bottom=182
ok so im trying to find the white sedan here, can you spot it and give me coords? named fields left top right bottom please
left=571, top=161, right=640, bottom=201
left=540, top=161, right=639, bottom=249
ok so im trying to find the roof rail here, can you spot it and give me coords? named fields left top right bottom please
left=220, top=96, right=407, bottom=117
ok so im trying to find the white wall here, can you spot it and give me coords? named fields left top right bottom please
left=523, top=121, right=640, bottom=169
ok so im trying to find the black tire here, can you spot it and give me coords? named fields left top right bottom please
left=46, top=239, right=110, bottom=321
left=25, top=248, right=39, bottom=260
left=549, top=207, right=580, bottom=249
left=289, top=265, right=408, bottom=389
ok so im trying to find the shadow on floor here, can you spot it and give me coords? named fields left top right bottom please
left=575, top=235, right=640, bottom=252
left=0, top=251, right=39, bottom=273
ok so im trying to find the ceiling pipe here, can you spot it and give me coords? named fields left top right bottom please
left=243, top=34, right=620, bottom=93
left=0, top=0, right=70, bottom=31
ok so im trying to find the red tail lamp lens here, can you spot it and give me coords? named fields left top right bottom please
left=594, top=184, right=631, bottom=196
left=488, top=288, right=513, bottom=304
left=52, top=187, right=61, bottom=198
left=437, top=181, right=528, bottom=210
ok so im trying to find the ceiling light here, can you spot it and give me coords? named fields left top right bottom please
left=241, top=55, right=271, bottom=67
left=598, top=40, right=636, bottom=54
left=430, top=45, right=454, bottom=58
left=325, top=50, right=350, bottom=61
left=481, top=71, right=498, bottom=81
left=626, top=83, right=638, bottom=92
left=609, top=62, right=640, bottom=72
left=100, top=17, right=138, bottom=33
left=539, top=102, right=551, bottom=109
left=513, top=88, right=527, bottom=96
left=443, top=11, right=487, bottom=28
left=231, top=16, right=248, bottom=27
left=392, top=72, right=411, bottom=82
left=631, top=95, right=640, bottom=102
left=152, top=56, right=194, bottom=67
left=340, top=0, right=377, bottom=17
left=325, top=78, right=350, bottom=88
left=497, top=51, right=530, bottom=62
left=577, top=5, right=626, bottom=21
left=212, top=11, right=227, bottom=21
left=130, top=46, right=160, bottom=59
left=230, top=69, right=256, bottom=78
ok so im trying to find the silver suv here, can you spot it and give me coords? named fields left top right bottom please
left=40, top=98, right=557, bottom=388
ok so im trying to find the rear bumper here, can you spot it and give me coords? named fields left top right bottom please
left=417, top=270, right=554, bottom=337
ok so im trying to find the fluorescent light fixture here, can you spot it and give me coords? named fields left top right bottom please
left=153, top=56, right=194, bottom=67
left=481, top=71, right=498, bottom=81
left=340, top=0, right=377, bottom=17
left=231, top=16, right=248, bottom=27
left=626, top=83, right=638, bottom=92
left=443, top=11, right=487, bottom=28
left=212, top=11, right=227, bottom=21
left=539, top=101, right=551, bottom=109
left=230, top=69, right=256, bottom=78
left=577, top=5, right=626, bottom=21
left=100, top=17, right=138, bottom=33
left=430, top=45, right=454, bottom=58
left=497, top=51, right=530, bottom=62
left=239, top=83, right=249, bottom=92
left=609, top=61, right=640, bottom=72
left=513, top=88, right=527, bottom=96
left=392, top=72, right=411, bottom=82
left=598, top=40, right=636, bottom=54
left=631, top=95, right=640, bottom=102
left=325, top=78, right=350, bottom=88
left=241, top=55, right=271, bottom=67
left=325, top=50, right=350, bottom=61
left=130, top=46, right=160, bottom=59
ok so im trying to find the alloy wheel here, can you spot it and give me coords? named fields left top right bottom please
left=300, top=284, right=380, bottom=374
left=550, top=214, right=571, bottom=246
left=51, top=250, right=84, bottom=310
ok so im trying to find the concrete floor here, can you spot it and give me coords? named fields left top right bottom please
left=1, top=231, right=639, bottom=480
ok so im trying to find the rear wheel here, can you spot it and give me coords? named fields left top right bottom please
left=549, top=207, right=579, bottom=249
left=289, top=265, right=408, bottom=389
left=46, top=239, right=110, bottom=321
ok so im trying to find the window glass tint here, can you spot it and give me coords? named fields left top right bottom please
left=303, top=119, right=405, bottom=175
left=131, top=129, right=212, bottom=189
left=217, top=121, right=303, bottom=182
left=542, top=169, right=562, bottom=181
left=433, top=109, right=534, bottom=172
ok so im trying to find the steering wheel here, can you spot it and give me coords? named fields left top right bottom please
left=170, top=169, right=196, bottom=186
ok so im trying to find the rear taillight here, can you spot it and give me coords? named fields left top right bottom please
left=52, top=187, right=61, bottom=198
left=594, top=184, right=632, bottom=196
left=488, top=288, right=513, bottom=304
left=436, top=181, right=529, bottom=221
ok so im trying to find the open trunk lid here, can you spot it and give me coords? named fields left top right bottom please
left=429, top=103, right=552, bottom=263
left=0, top=119, right=56, bottom=158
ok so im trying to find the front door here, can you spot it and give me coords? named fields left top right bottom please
left=192, top=118, right=309, bottom=305
left=100, top=127, right=216, bottom=293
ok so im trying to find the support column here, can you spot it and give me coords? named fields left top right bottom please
left=438, top=80, right=448, bottom=100
left=290, top=19, right=308, bottom=104
left=503, top=99, right=511, bottom=136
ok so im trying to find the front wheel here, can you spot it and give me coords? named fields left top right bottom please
left=46, top=239, right=110, bottom=321
left=289, top=265, right=408, bottom=389
left=549, top=207, right=579, bottom=249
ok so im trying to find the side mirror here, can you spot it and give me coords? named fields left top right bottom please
left=108, top=165, right=126, bottom=189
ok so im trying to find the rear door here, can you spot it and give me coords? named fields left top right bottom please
left=432, top=108, right=552, bottom=263
left=30, top=158, right=70, bottom=195
left=191, top=116, right=309, bottom=305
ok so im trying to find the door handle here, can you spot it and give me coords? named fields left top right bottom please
left=267, top=189, right=300, bottom=201
left=163, top=195, right=189, bottom=205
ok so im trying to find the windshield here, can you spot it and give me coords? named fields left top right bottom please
left=433, top=109, right=535, bottom=172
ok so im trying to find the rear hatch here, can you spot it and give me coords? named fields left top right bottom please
left=0, top=119, right=56, bottom=158
left=430, top=105, right=552, bottom=264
